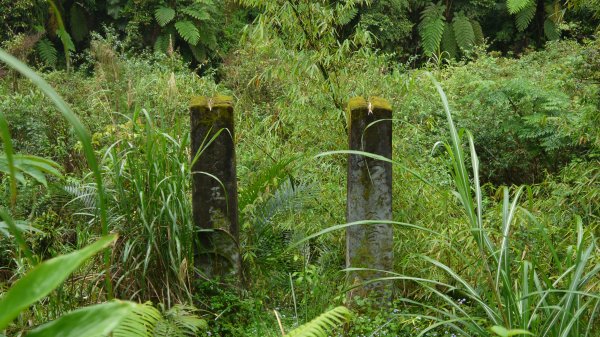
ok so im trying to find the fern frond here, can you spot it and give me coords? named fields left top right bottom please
left=452, top=13, right=475, bottom=51
left=471, top=20, right=484, bottom=45
left=113, top=303, right=206, bottom=337
left=544, top=18, right=560, bottom=40
left=287, top=306, right=352, bottom=337
left=441, top=22, right=457, bottom=59
left=507, top=0, right=534, bottom=14
left=155, top=6, right=176, bottom=27
left=515, top=2, right=536, bottom=31
left=155, top=304, right=207, bottom=336
left=112, top=302, right=161, bottom=337
left=175, top=20, right=200, bottom=46
left=154, top=34, right=171, bottom=53
left=419, top=2, right=446, bottom=56
left=63, top=183, right=97, bottom=211
left=69, top=4, right=89, bottom=42
left=181, top=6, right=211, bottom=21
left=36, top=39, right=57, bottom=66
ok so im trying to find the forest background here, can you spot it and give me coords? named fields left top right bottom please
left=0, top=0, right=599, bottom=336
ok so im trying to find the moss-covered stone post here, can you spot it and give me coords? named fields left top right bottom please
left=346, top=96, right=393, bottom=301
left=190, top=96, right=241, bottom=283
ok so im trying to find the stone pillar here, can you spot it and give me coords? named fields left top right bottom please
left=346, top=96, right=393, bottom=300
left=190, top=96, right=241, bottom=282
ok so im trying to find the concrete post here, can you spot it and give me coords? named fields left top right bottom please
left=190, top=96, right=241, bottom=282
left=346, top=96, right=393, bottom=300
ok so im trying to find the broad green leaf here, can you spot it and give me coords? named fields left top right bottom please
left=0, top=219, right=43, bottom=237
left=70, top=4, right=89, bottom=42
left=56, top=28, right=76, bottom=52
left=490, top=325, right=534, bottom=336
left=0, top=112, right=17, bottom=206
left=0, top=234, right=117, bottom=329
left=27, top=301, right=135, bottom=337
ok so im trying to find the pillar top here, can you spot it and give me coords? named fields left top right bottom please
left=190, top=95, right=234, bottom=109
left=347, top=96, right=392, bottom=112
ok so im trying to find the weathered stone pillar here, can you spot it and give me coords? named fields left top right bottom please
left=190, top=96, right=241, bottom=282
left=346, top=97, right=393, bottom=300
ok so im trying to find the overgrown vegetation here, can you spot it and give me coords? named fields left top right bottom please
left=0, top=0, right=598, bottom=336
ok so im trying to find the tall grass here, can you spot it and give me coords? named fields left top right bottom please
left=368, top=73, right=600, bottom=336
left=70, top=107, right=196, bottom=304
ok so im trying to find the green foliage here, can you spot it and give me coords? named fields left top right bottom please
left=1, top=11, right=599, bottom=336
left=389, top=74, right=600, bottom=337
left=69, top=4, right=89, bottom=43
left=0, top=234, right=117, bottom=329
left=544, top=18, right=560, bottom=39
left=0, top=46, right=112, bottom=297
left=174, top=20, right=201, bottom=46
left=452, top=13, right=475, bottom=50
left=418, top=2, right=485, bottom=59
left=286, top=306, right=352, bottom=337
left=419, top=2, right=446, bottom=56
left=84, top=110, right=196, bottom=301
left=507, top=0, right=533, bottom=14
left=472, top=20, right=484, bottom=45
left=155, top=7, right=177, bottom=27
left=26, top=301, right=136, bottom=337
left=238, top=0, right=374, bottom=117
left=490, top=326, right=534, bottom=336
left=441, top=22, right=458, bottom=59
left=36, top=39, right=58, bottom=67
left=148, top=1, right=221, bottom=62
left=113, top=302, right=207, bottom=337
left=431, top=40, right=599, bottom=184
left=506, top=0, right=575, bottom=40
left=0, top=154, right=61, bottom=187
left=356, top=0, right=413, bottom=57
left=515, top=2, right=536, bottom=31
left=0, top=0, right=43, bottom=43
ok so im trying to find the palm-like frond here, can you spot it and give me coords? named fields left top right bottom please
left=507, top=0, right=534, bottom=14
left=113, top=303, right=207, bottom=337
left=181, top=6, right=211, bottom=22
left=175, top=20, right=200, bottom=46
left=441, top=22, right=457, bottom=59
left=452, top=13, right=475, bottom=51
left=543, top=18, right=560, bottom=40
left=419, top=2, right=446, bottom=56
left=155, top=7, right=176, bottom=27
left=37, top=39, right=58, bottom=66
left=471, top=20, right=484, bottom=45
left=287, top=306, right=352, bottom=337
left=515, top=2, right=536, bottom=31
